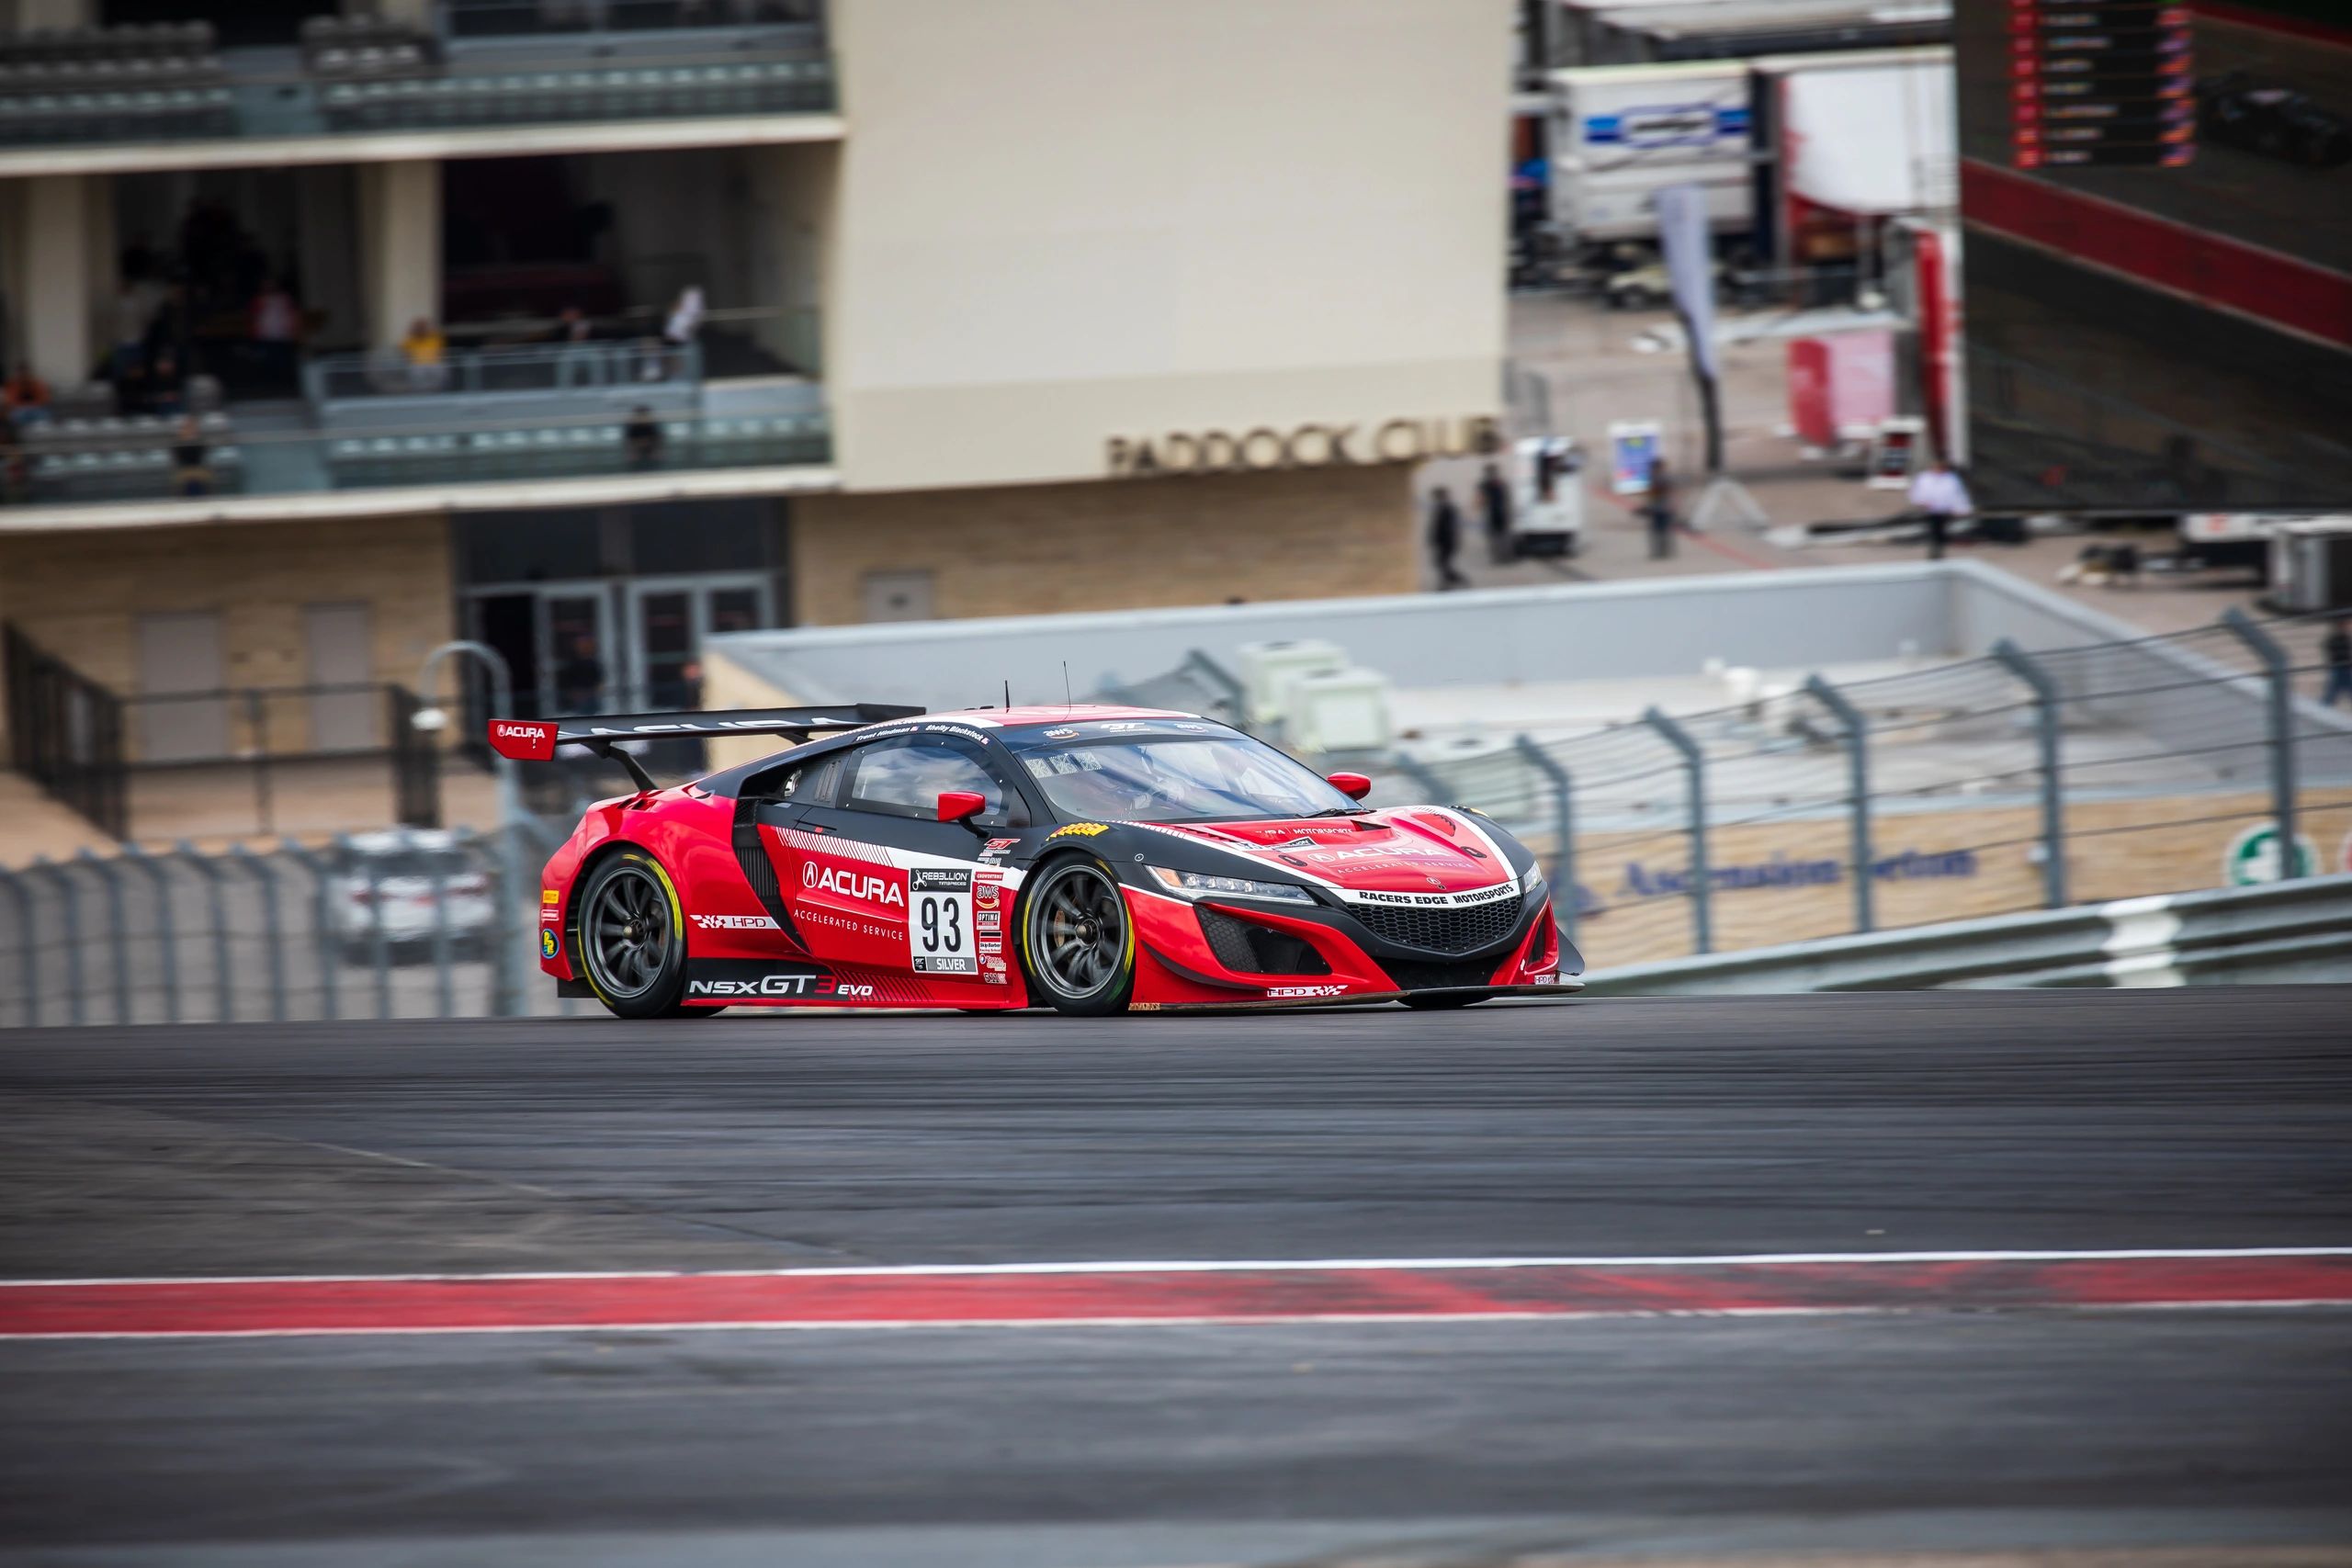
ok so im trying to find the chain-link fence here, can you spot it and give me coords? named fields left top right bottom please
left=0, top=820, right=591, bottom=1029
left=1377, top=609, right=2352, bottom=973
left=4, top=610, right=2349, bottom=1022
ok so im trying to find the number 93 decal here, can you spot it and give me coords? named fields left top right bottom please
left=907, top=867, right=978, bottom=975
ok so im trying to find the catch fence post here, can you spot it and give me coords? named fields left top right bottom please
left=279, top=838, right=337, bottom=1021
left=485, top=828, right=521, bottom=1018
left=181, top=841, right=234, bottom=1022
left=1514, top=734, right=1576, bottom=953
left=1803, top=674, right=1874, bottom=934
left=245, top=690, right=275, bottom=836
left=0, top=864, right=36, bottom=1027
left=1641, top=705, right=1713, bottom=955
left=232, top=845, right=288, bottom=1024
left=1387, top=750, right=1453, bottom=806
left=430, top=831, right=460, bottom=1019
left=2222, top=608, right=2301, bottom=880
left=124, top=846, right=179, bottom=1025
left=344, top=833, right=393, bottom=1021
left=1992, top=639, right=2068, bottom=909
left=76, top=848, right=130, bottom=1026
left=33, top=856, right=84, bottom=1026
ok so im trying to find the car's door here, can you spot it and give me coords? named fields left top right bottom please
left=778, top=733, right=1029, bottom=983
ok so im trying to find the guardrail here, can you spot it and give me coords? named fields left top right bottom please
left=1580, top=873, right=2352, bottom=994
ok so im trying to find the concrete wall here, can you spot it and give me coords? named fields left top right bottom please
left=0, top=515, right=455, bottom=759
left=715, top=562, right=1974, bottom=716
left=824, top=0, right=1513, bottom=493
left=786, top=464, right=1419, bottom=628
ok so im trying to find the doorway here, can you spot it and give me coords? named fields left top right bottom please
left=624, top=577, right=768, bottom=710
left=133, top=611, right=227, bottom=763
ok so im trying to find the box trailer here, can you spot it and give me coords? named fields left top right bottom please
left=1546, top=62, right=1755, bottom=252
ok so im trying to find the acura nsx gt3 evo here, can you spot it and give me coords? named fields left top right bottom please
left=490, top=704, right=1585, bottom=1017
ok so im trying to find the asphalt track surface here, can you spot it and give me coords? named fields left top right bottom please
left=3, top=988, right=2350, bottom=1566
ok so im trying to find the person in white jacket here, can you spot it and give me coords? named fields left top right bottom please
left=1907, top=457, right=1971, bottom=561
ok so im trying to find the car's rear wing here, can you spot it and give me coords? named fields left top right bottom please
left=487, top=705, right=923, bottom=790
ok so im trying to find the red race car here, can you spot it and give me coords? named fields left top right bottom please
left=491, top=705, right=1584, bottom=1017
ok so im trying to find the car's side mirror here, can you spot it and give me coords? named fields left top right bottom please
left=1327, top=772, right=1372, bottom=801
left=937, top=789, right=988, bottom=825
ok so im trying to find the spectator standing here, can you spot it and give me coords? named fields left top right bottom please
left=145, top=350, right=187, bottom=416
left=2324, top=618, right=2352, bottom=709
left=1907, top=457, right=1972, bottom=561
left=556, top=636, right=605, bottom=714
left=1, top=412, right=24, bottom=503
left=554, top=305, right=595, bottom=387
left=626, top=405, right=663, bottom=471
left=1477, top=460, right=1511, bottom=564
left=1427, top=486, right=1467, bottom=590
left=4, top=364, right=51, bottom=426
left=401, top=317, right=447, bottom=391
left=113, top=271, right=166, bottom=383
left=1645, top=456, right=1676, bottom=560
left=171, top=415, right=211, bottom=498
left=661, top=286, right=706, bottom=378
left=250, top=279, right=303, bottom=387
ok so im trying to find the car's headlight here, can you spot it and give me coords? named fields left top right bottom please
left=1147, top=865, right=1317, bottom=905
left=1520, top=863, right=1547, bottom=903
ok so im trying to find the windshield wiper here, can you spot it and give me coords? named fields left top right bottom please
left=1305, top=807, right=1372, bottom=817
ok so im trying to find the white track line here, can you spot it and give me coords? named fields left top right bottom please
left=6, top=1247, right=2349, bottom=1289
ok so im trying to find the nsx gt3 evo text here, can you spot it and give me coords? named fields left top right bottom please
left=491, top=705, right=1586, bottom=1017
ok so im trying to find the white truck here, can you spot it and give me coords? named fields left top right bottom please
left=1546, top=62, right=1755, bottom=259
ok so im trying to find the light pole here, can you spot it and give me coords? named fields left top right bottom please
left=413, top=640, right=529, bottom=1016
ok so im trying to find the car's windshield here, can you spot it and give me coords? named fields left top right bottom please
left=1012, top=733, right=1357, bottom=823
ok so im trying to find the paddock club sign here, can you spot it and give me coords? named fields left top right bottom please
left=1106, top=416, right=1502, bottom=478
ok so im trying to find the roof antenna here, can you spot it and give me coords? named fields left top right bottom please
left=1062, top=660, right=1071, bottom=711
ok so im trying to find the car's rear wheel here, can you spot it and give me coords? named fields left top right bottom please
left=1020, top=858, right=1136, bottom=1016
left=575, top=851, right=689, bottom=1019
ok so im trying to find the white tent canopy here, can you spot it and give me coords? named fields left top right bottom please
left=1780, top=55, right=1955, bottom=217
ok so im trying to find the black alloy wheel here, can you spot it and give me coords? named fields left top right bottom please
left=577, top=852, right=691, bottom=1018
left=1021, top=858, right=1136, bottom=1016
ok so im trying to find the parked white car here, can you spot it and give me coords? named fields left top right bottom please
left=330, top=829, right=495, bottom=963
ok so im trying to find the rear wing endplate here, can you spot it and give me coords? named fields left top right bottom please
left=487, top=705, right=923, bottom=789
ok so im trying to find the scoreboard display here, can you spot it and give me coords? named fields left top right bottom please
left=2005, top=1, right=2195, bottom=168
left=1955, top=0, right=2352, bottom=513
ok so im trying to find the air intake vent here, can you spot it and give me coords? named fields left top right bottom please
left=1197, top=907, right=1330, bottom=976
left=1351, top=896, right=1521, bottom=956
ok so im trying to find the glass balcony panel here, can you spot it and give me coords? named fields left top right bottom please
left=0, top=6, right=831, bottom=153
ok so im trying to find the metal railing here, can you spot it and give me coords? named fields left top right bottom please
left=4, top=633, right=445, bottom=843
left=0, top=37, right=834, bottom=152
left=440, top=0, right=821, bottom=37
left=304, top=339, right=703, bottom=406
left=2, top=625, right=126, bottom=840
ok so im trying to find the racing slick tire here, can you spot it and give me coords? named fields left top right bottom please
left=573, top=849, right=693, bottom=1020
left=1019, top=856, right=1136, bottom=1016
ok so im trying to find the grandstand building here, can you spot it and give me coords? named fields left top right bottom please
left=0, top=0, right=1507, bottom=771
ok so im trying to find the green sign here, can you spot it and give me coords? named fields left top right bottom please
left=2222, top=823, right=2318, bottom=886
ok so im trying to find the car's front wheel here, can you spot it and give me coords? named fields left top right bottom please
left=575, top=850, right=690, bottom=1019
left=1020, top=857, right=1136, bottom=1016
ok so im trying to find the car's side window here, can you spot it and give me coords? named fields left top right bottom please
left=840, top=737, right=1023, bottom=824
left=782, top=754, right=841, bottom=806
